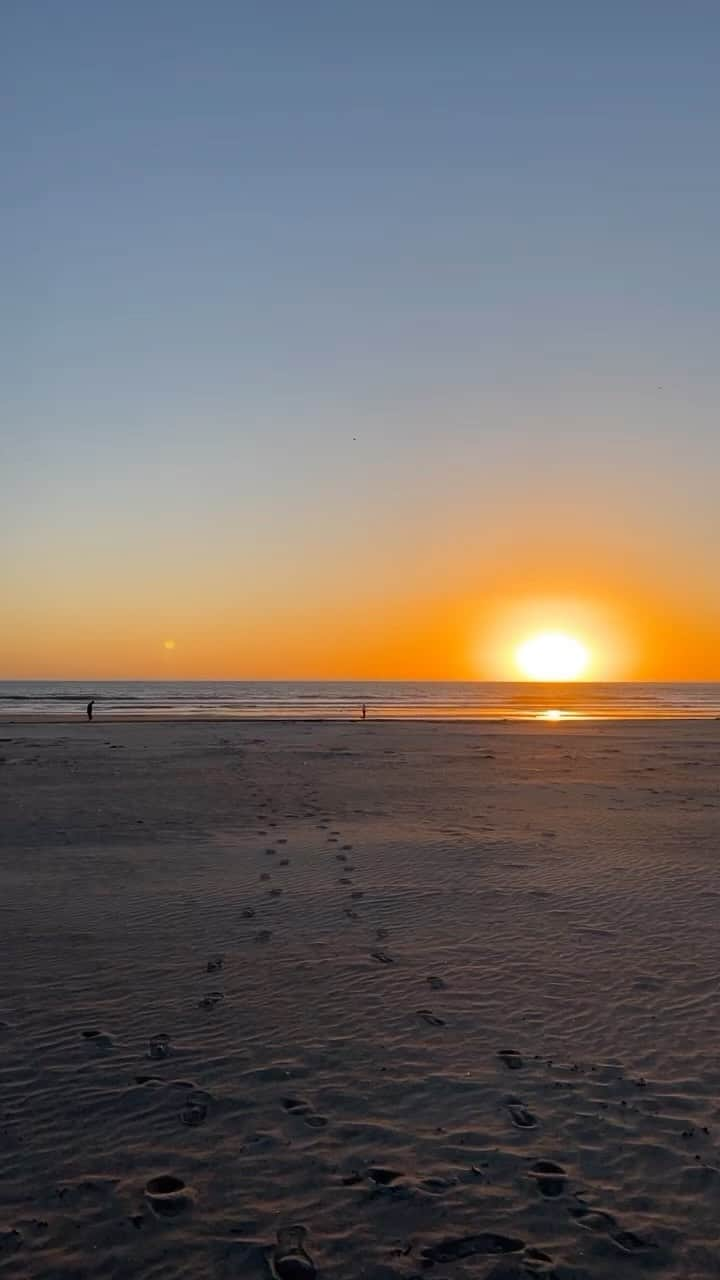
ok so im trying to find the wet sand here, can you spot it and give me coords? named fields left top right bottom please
left=2, top=719, right=720, bottom=1279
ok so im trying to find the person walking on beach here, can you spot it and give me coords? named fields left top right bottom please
left=86, top=700, right=95, bottom=721
left=361, top=703, right=367, bottom=721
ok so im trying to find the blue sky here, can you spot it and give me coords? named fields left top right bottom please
left=3, top=2, right=720, bottom=676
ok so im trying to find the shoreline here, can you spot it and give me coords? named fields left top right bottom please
left=2, top=712, right=720, bottom=724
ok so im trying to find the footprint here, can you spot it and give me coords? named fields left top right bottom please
left=255, top=930, right=273, bottom=943
left=417, top=1009, right=445, bottom=1027
left=570, top=1206, right=654, bottom=1253
left=529, top=1160, right=567, bottom=1198
left=498, top=1049, right=524, bottom=1070
left=265, top=848, right=277, bottom=856
left=343, top=907, right=359, bottom=920
left=351, top=890, right=364, bottom=899
left=206, top=955, right=223, bottom=973
left=570, top=1206, right=617, bottom=1232
left=198, top=991, right=224, bottom=1010
left=81, top=1027, right=113, bottom=1050
left=338, top=877, right=352, bottom=886
left=147, top=1034, right=171, bottom=1060
left=279, top=858, right=290, bottom=866
left=181, top=1088, right=212, bottom=1127
left=422, top=1233, right=524, bottom=1263
left=376, top=928, right=388, bottom=941
left=524, top=1247, right=553, bottom=1265
left=282, top=1097, right=327, bottom=1128
left=370, top=950, right=394, bottom=964
left=507, top=1103, right=537, bottom=1129
left=145, top=1174, right=192, bottom=1218
left=613, top=1229, right=655, bottom=1253
left=341, top=844, right=353, bottom=851
left=421, top=1175, right=458, bottom=1194
left=242, top=908, right=256, bottom=919
left=271, top=1225, right=316, bottom=1280
left=427, top=976, right=446, bottom=990
left=282, top=1097, right=311, bottom=1114
left=368, top=1167, right=402, bottom=1185
left=335, top=853, right=347, bottom=862
left=304, top=1113, right=328, bottom=1129
left=260, top=872, right=271, bottom=881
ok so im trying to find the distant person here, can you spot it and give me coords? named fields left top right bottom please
left=362, top=703, right=367, bottom=721
left=86, top=700, right=95, bottom=721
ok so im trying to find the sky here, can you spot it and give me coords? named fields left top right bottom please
left=3, top=1, right=719, bottom=680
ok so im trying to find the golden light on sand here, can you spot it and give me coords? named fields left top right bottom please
left=163, top=639, right=176, bottom=650
left=515, top=631, right=589, bottom=681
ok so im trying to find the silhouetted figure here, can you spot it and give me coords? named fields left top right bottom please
left=86, top=700, right=95, bottom=721
left=362, top=703, right=367, bottom=721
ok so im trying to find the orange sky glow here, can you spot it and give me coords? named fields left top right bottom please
left=4, top=560, right=719, bottom=682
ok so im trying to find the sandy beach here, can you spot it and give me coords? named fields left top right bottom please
left=2, top=719, right=720, bottom=1279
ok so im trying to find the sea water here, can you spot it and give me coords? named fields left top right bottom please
left=1, top=681, right=719, bottom=719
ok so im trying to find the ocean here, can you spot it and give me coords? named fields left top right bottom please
left=1, top=681, right=719, bottom=720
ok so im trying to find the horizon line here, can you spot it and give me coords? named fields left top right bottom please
left=2, top=677, right=720, bottom=686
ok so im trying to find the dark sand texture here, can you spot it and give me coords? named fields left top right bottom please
left=2, top=719, right=720, bottom=1278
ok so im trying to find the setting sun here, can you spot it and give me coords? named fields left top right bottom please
left=515, top=631, right=590, bottom=681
